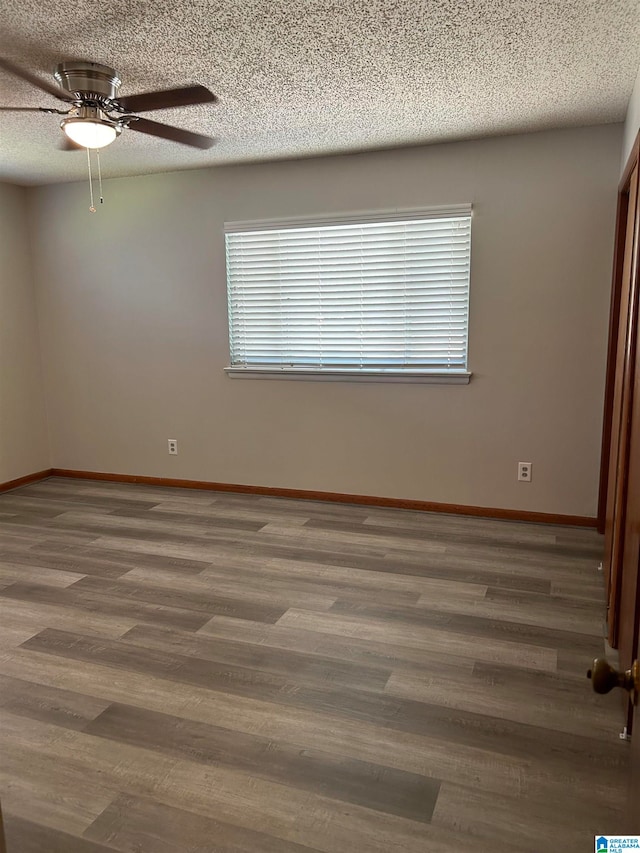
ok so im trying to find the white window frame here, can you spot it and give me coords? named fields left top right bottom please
left=224, top=205, right=472, bottom=384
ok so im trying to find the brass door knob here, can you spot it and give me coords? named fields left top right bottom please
left=587, top=658, right=640, bottom=694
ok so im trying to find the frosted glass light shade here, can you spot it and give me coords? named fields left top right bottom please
left=62, top=118, right=118, bottom=149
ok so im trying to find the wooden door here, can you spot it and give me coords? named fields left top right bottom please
left=602, top=143, right=640, bottom=653
left=630, top=607, right=640, bottom=832
left=620, top=274, right=640, bottom=681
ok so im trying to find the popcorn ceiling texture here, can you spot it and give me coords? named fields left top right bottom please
left=0, top=0, right=638, bottom=185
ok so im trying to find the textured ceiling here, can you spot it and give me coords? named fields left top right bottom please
left=0, top=0, right=638, bottom=185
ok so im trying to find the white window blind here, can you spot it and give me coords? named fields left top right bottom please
left=225, top=206, right=471, bottom=378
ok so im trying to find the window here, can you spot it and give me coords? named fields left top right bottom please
left=225, top=205, right=472, bottom=383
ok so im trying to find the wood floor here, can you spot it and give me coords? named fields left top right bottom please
left=0, top=477, right=629, bottom=852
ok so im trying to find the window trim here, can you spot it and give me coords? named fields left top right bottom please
left=224, top=203, right=473, bottom=233
left=224, top=366, right=472, bottom=384
left=224, top=204, right=473, bottom=384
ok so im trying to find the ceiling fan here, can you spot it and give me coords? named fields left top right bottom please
left=0, top=58, right=217, bottom=150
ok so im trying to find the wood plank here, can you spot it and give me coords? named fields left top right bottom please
left=0, top=774, right=112, bottom=840
left=0, top=547, right=137, bottom=579
left=384, top=665, right=621, bottom=739
left=0, top=673, right=110, bottom=730
left=84, top=703, right=441, bottom=823
left=0, top=561, right=85, bottom=588
left=85, top=793, right=319, bottom=853
left=54, top=508, right=267, bottom=535
left=431, top=782, right=624, bottom=852
left=29, top=540, right=215, bottom=574
left=0, top=596, right=137, bottom=639
left=149, top=499, right=312, bottom=525
left=0, top=582, right=213, bottom=632
left=68, top=575, right=289, bottom=624
left=331, top=595, right=600, bottom=652
left=275, top=608, right=558, bottom=671
left=258, top=522, right=448, bottom=555
left=168, top=562, right=427, bottom=608
left=0, top=624, right=41, bottom=650
left=4, top=816, right=117, bottom=853
left=5, top=814, right=115, bottom=853
left=117, top=566, right=338, bottom=612
left=0, top=713, right=115, bottom=837
left=197, top=614, right=478, bottom=674
left=414, top=588, right=603, bottom=635
left=120, top=623, right=393, bottom=691
left=256, top=556, right=489, bottom=597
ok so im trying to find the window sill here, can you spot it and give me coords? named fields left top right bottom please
left=224, top=367, right=472, bottom=384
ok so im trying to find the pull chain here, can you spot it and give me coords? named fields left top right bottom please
left=96, top=148, right=104, bottom=205
left=86, top=148, right=107, bottom=213
left=86, top=147, right=96, bottom=213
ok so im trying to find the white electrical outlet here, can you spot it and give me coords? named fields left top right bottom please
left=518, top=462, right=532, bottom=482
left=168, top=439, right=178, bottom=455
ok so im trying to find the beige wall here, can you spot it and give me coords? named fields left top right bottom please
left=29, top=124, right=621, bottom=516
left=623, top=63, right=640, bottom=168
left=0, top=182, right=49, bottom=483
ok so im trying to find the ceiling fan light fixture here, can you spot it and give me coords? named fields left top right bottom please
left=62, top=117, right=119, bottom=148
left=61, top=105, right=120, bottom=149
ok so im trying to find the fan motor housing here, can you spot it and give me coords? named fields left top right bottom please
left=54, top=61, right=122, bottom=102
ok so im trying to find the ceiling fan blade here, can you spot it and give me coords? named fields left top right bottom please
left=129, top=117, right=215, bottom=149
left=0, top=57, right=73, bottom=102
left=0, top=106, right=70, bottom=116
left=117, top=85, right=217, bottom=113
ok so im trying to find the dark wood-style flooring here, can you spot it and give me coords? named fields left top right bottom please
left=0, top=477, right=629, bottom=852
